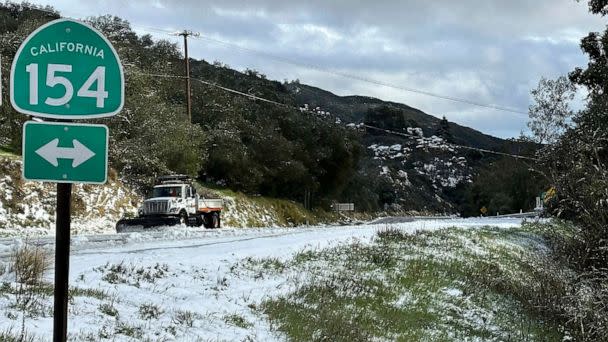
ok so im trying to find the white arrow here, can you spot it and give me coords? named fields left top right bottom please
left=35, top=138, right=96, bottom=168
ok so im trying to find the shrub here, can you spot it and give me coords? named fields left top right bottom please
left=10, top=245, right=51, bottom=286
left=99, top=302, right=118, bottom=317
left=376, top=226, right=407, bottom=241
left=138, top=303, right=163, bottom=320
left=172, top=310, right=196, bottom=327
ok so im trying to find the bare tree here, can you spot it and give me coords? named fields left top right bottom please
left=527, top=76, right=576, bottom=144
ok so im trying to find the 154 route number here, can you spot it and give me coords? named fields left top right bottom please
left=25, top=63, right=108, bottom=108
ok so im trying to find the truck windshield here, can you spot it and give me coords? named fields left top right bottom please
left=152, top=186, right=182, bottom=198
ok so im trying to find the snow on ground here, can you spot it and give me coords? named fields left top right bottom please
left=0, top=157, right=140, bottom=237
left=0, top=217, right=524, bottom=341
left=220, top=194, right=290, bottom=228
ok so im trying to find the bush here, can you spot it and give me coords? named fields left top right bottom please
left=8, top=244, right=52, bottom=318
left=0, top=328, right=35, bottom=342
left=10, top=245, right=51, bottom=286
left=172, top=310, right=197, bottom=327
left=376, top=226, right=408, bottom=241
left=138, top=303, right=163, bottom=320
left=533, top=221, right=608, bottom=341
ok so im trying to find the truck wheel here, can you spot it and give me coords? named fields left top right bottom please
left=212, top=213, right=220, bottom=228
left=116, top=220, right=126, bottom=233
left=203, top=213, right=211, bottom=229
left=179, top=210, right=188, bottom=226
left=195, top=215, right=204, bottom=227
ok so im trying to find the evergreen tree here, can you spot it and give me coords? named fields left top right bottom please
left=363, top=106, right=406, bottom=131
left=435, top=116, right=454, bottom=143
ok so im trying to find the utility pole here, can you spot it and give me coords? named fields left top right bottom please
left=175, top=30, right=199, bottom=122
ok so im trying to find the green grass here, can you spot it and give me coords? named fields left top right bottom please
left=99, top=302, right=118, bottom=317
left=262, top=226, right=567, bottom=341
left=244, top=257, right=287, bottom=273
left=69, top=287, right=109, bottom=301
left=0, top=145, right=19, bottom=158
left=138, top=302, right=164, bottom=320
left=194, top=181, right=342, bottom=227
left=1, top=282, right=108, bottom=300
left=0, top=329, right=35, bottom=342
left=172, top=309, right=198, bottom=327
left=224, top=313, right=253, bottom=329
left=114, top=320, right=143, bottom=339
left=96, top=262, right=170, bottom=286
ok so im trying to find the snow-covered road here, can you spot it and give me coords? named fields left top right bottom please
left=0, top=217, right=527, bottom=341
left=0, top=216, right=523, bottom=260
left=71, top=217, right=523, bottom=257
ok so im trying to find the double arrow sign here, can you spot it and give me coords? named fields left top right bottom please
left=36, top=138, right=95, bottom=168
left=23, top=122, right=108, bottom=184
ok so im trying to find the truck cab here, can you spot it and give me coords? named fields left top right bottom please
left=139, top=182, right=198, bottom=221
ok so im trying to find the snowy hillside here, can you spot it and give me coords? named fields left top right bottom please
left=365, top=128, right=473, bottom=212
left=369, top=133, right=472, bottom=189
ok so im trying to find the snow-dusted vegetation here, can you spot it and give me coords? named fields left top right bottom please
left=369, top=131, right=472, bottom=191
left=0, top=157, right=140, bottom=236
left=264, top=222, right=571, bottom=341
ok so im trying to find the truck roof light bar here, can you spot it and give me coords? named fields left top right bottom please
left=157, top=174, right=191, bottom=184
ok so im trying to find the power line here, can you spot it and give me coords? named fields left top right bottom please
left=130, top=71, right=294, bottom=108
left=362, top=124, right=538, bottom=161
left=6, top=5, right=534, bottom=159
left=195, top=35, right=529, bottom=116
left=131, top=70, right=537, bottom=161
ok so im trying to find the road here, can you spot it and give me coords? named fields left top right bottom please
left=0, top=216, right=532, bottom=261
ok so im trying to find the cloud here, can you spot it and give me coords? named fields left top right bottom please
left=26, top=0, right=604, bottom=138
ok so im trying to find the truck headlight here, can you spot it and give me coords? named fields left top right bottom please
left=169, top=207, right=179, bottom=213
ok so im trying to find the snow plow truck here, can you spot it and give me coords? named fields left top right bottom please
left=116, top=175, right=223, bottom=232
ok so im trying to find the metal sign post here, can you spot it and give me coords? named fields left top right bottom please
left=53, top=182, right=71, bottom=341
left=10, top=18, right=123, bottom=342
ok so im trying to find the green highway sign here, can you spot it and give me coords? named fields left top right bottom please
left=22, top=121, right=108, bottom=184
left=11, top=19, right=124, bottom=119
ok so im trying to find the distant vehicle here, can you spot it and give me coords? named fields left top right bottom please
left=116, top=175, right=223, bottom=232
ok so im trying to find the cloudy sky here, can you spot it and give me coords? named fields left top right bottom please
left=28, top=0, right=606, bottom=138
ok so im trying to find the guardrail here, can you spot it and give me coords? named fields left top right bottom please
left=487, top=212, right=540, bottom=218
